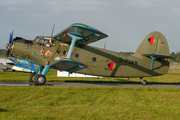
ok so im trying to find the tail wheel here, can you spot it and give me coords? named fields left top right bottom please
left=35, top=75, right=46, bottom=85
left=141, top=80, right=147, bottom=85
left=29, top=73, right=36, bottom=83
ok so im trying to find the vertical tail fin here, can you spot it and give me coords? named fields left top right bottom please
left=133, top=31, right=172, bottom=71
left=134, top=31, right=170, bottom=56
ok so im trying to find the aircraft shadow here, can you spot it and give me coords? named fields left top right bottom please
left=0, top=108, right=8, bottom=112
left=63, top=78, right=180, bottom=85
left=63, top=78, right=134, bottom=83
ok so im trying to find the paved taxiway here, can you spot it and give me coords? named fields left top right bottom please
left=0, top=81, right=180, bottom=88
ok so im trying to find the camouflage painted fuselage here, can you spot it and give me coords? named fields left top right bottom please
left=11, top=34, right=170, bottom=78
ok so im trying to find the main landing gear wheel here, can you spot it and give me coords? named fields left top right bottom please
left=29, top=73, right=36, bottom=83
left=141, top=80, right=147, bottom=85
left=35, top=75, right=46, bottom=85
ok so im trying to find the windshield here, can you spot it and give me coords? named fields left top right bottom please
left=34, top=37, right=41, bottom=42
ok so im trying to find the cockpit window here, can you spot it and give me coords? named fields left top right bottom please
left=44, top=39, right=50, bottom=44
left=34, top=37, right=53, bottom=47
left=34, top=38, right=41, bottom=43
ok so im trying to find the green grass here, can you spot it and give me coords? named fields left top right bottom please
left=0, top=71, right=180, bottom=84
left=0, top=68, right=180, bottom=119
left=0, top=87, right=180, bottom=119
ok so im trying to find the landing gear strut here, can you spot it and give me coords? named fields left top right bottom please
left=140, top=77, right=147, bottom=85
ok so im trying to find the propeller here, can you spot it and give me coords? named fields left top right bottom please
left=5, top=29, right=14, bottom=58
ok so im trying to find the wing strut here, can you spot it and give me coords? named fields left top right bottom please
left=150, top=56, right=158, bottom=70
left=142, top=53, right=173, bottom=70
left=66, top=27, right=84, bottom=59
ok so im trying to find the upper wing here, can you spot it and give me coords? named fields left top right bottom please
left=53, top=23, right=108, bottom=46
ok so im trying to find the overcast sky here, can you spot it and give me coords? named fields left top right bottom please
left=0, top=0, right=180, bottom=53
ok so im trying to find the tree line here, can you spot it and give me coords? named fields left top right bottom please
left=170, top=52, right=180, bottom=62
left=0, top=49, right=7, bottom=55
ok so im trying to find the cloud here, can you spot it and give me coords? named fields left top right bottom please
left=126, top=0, right=154, bottom=7
left=0, top=0, right=34, bottom=9
left=0, top=0, right=108, bottom=13
left=125, top=0, right=180, bottom=17
left=45, top=0, right=109, bottom=14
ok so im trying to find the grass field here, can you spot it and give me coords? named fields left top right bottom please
left=0, top=69, right=180, bottom=119
left=0, top=87, right=180, bottom=119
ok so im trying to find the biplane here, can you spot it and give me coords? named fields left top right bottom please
left=5, top=23, right=172, bottom=85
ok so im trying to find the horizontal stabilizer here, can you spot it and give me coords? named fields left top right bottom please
left=53, top=23, right=108, bottom=46
left=142, top=53, right=173, bottom=59
left=142, top=53, right=172, bottom=70
left=51, top=58, right=87, bottom=72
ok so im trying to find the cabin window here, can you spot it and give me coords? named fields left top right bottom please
left=92, top=57, right=96, bottom=62
left=63, top=51, right=67, bottom=55
left=75, top=53, right=79, bottom=58
left=57, top=50, right=61, bottom=54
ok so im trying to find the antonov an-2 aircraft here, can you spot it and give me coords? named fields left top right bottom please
left=5, top=23, right=172, bottom=85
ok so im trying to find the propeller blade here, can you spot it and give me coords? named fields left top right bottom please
left=8, top=29, right=14, bottom=45
left=6, top=28, right=14, bottom=58
left=10, top=29, right=14, bottom=44
left=8, top=31, right=12, bottom=44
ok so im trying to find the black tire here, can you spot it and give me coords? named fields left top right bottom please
left=35, top=75, right=46, bottom=85
left=29, top=73, right=36, bottom=83
left=141, top=80, right=147, bottom=85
